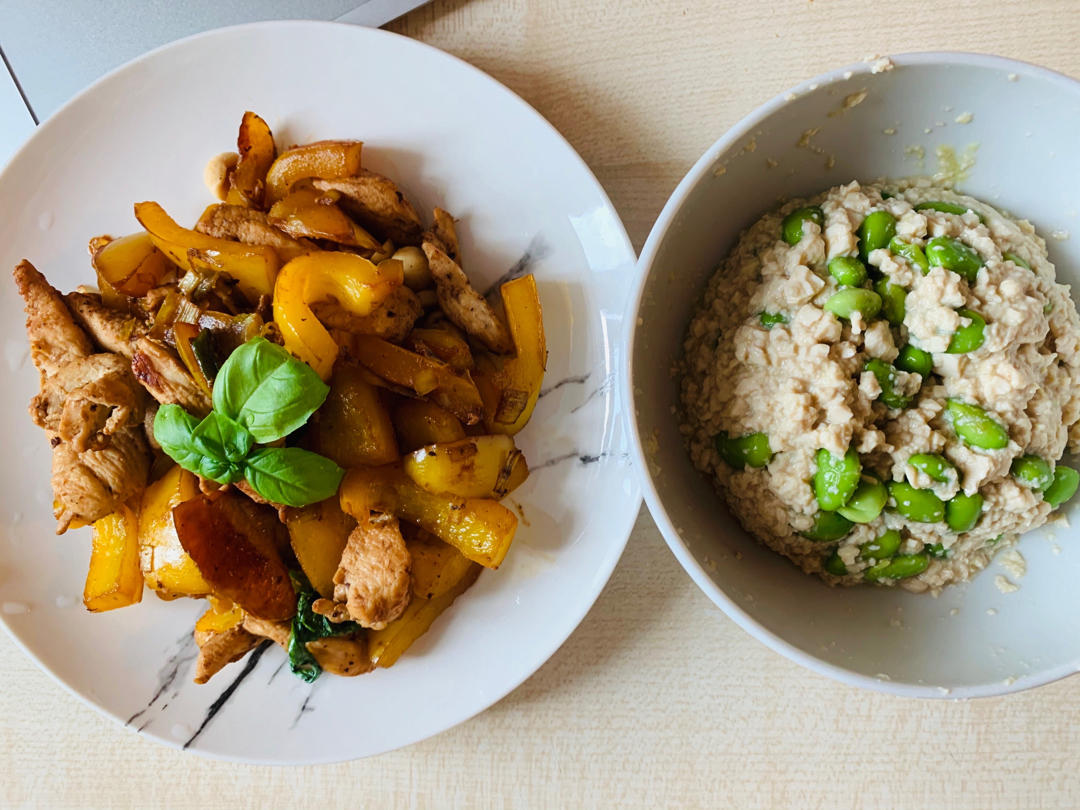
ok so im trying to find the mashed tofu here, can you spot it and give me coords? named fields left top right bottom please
left=680, top=180, right=1080, bottom=592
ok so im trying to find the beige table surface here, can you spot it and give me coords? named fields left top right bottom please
left=4, top=1, right=1080, bottom=807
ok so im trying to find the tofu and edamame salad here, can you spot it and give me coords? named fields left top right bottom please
left=680, top=180, right=1080, bottom=592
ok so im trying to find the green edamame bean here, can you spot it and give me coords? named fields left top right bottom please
left=945, top=492, right=983, bottom=532
left=946, top=308, right=986, bottom=354
left=864, top=553, right=930, bottom=581
left=1011, top=454, right=1054, bottom=491
left=1044, top=465, right=1080, bottom=507
left=895, top=344, right=933, bottom=377
left=926, top=236, right=984, bottom=284
left=823, top=551, right=848, bottom=576
left=813, top=447, right=862, bottom=511
left=888, top=480, right=945, bottom=522
left=909, top=453, right=956, bottom=483
left=824, top=288, right=882, bottom=321
left=861, top=528, right=902, bottom=561
left=865, top=358, right=912, bottom=409
left=858, top=210, right=897, bottom=261
left=874, top=277, right=907, bottom=325
left=925, top=543, right=950, bottom=559
left=828, top=255, right=868, bottom=287
left=888, top=237, right=930, bottom=275
left=837, top=476, right=889, bottom=523
left=946, top=399, right=1010, bottom=450
left=914, top=200, right=984, bottom=222
left=782, top=206, right=824, bottom=246
left=1002, top=251, right=1031, bottom=270
left=715, top=431, right=773, bottom=470
left=801, top=511, right=854, bottom=542
left=759, top=311, right=789, bottom=329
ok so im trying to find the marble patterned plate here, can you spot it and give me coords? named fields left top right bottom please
left=0, top=21, right=640, bottom=763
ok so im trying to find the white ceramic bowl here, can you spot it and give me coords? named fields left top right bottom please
left=625, top=52, right=1080, bottom=698
left=0, top=21, right=640, bottom=762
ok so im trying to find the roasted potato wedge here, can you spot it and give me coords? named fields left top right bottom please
left=405, top=327, right=474, bottom=371
left=474, top=274, right=547, bottom=434
left=391, top=398, right=466, bottom=451
left=403, top=435, right=528, bottom=498
left=173, top=491, right=295, bottom=621
left=368, top=562, right=481, bottom=667
left=83, top=505, right=143, bottom=612
left=340, top=466, right=518, bottom=568
left=285, top=498, right=356, bottom=599
left=265, top=140, right=364, bottom=203
left=138, top=465, right=211, bottom=600
left=309, top=361, right=399, bottom=467
left=226, top=111, right=276, bottom=208
left=134, top=201, right=279, bottom=301
left=347, top=334, right=483, bottom=425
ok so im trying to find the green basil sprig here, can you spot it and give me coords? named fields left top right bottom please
left=288, top=571, right=360, bottom=683
left=154, top=337, right=343, bottom=507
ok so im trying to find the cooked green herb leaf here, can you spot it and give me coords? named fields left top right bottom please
left=288, top=572, right=360, bottom=683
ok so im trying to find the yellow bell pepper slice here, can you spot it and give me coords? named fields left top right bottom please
left=474, top=274, right=546, bottom=434
left=403, top=435, right=529, bottom=499
left=272, top=252, right=403, bottom=380
left=83, top=505, right=143, bottom=612
left=134, top=201, right=279, bottom=302
left=264, top=140, right=364, bottom=204
left=90, top=232, right=171, bottom=297
left=225, top=111, right=276, bottom=208
left=368, top=562, right=481, bottom=668
left=138, top=465, right=212, bottom=600
left=340, top=466, right=518, bottom=569
left=194, top=597, right=245, bottom=634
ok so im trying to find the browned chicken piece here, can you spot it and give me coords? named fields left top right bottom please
left=311, top=598, right=352, bottom=623
left=193, top=623, right=261, bottom=684
left=242, top=615, right=373, bottom=677
left=14, top=260, right=92, bottom=378
left=431, top=207, right=460, bottom=262
left=313, top=171, right=424, bottom=246
left=330, top=516, right=411, bottom=630
left=131, top=336, right=212, bottom=416
left=314, top=285, right=422, bottom=344
left=14, top=260, right=151, bottom=532
left=65, top=291, right=141, bottom=357
left=421, top=239, right=513, bottom=353
left=51, top=428, right=149, bottom=531
left=195, top=204, right=312, bottom=260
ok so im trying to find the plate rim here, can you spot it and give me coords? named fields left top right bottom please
left=0, top=18, right=643, bottom=762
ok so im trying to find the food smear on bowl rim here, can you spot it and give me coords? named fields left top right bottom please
left=679, top=179, right=1080, bottom=594
left=10, top=110, right=547, bottom=686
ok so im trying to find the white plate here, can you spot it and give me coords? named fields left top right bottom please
left=0, top=21, right=640, bottom=763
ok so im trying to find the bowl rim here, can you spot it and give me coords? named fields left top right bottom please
left=623, top=50, right=1080, bottom=700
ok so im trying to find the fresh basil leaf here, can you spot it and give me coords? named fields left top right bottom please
left=212, top=337, right=329, bottom=443
left=242, top=447, right=344, bottom=507
left=287, top=571, right=359, bottom=683
left=153, top=404, right=201, bottom=466
left=192, top=411, right=253, bottom=463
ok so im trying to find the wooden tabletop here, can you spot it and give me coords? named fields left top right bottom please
left=4, top=1, right=1080, bottom=807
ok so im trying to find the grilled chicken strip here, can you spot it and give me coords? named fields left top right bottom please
left=65, top=291, right=141, bottom=357
left=193, top=623, right=261, bottom=684
left=313, top=171, right=424, bottom=246
left=241, top=615, right=373, bottom=677
left=14, top=260, right=150, bottom=532
left=329, top=516, right=411, bottom=630
left=131, top=336, right=212, bottom=416
left=421, top=238, right=513, bottom=353
left=314, top=285, right=422, bottom=343
left=431, top=207, right=460, bottom=262
left=195, top=204, right=312, bottom=260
